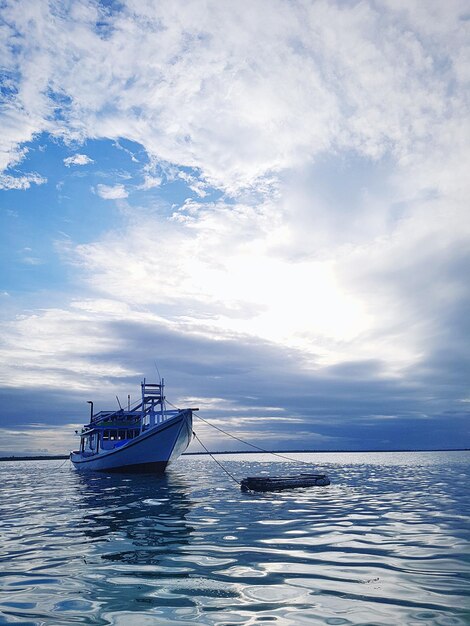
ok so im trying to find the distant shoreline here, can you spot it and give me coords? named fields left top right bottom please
left=0, top=448, right=468, bottom=462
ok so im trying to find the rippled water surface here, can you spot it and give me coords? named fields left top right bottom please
left=1, top=451, right=469, bottom=625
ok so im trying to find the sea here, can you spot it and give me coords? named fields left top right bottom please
left=0, top=451, right=469, bottom=626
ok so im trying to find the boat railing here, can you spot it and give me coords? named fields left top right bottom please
left=162, top=409, right=182, bottom=418
left=91, top=409, right=141, bottom=426
left=89, top=407, right=184, bottom=429
left=140, top=408, right=183, bottom=430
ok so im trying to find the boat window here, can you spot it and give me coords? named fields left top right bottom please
left=102, top=430, right=110, bottom=441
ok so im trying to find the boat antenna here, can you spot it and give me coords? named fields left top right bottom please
left=116, top=395, right=123, bottom=410
left=154, top=360, right=162, bottom=386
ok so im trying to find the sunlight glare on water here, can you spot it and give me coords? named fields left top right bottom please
left=0, top=451, right=469, bottom=625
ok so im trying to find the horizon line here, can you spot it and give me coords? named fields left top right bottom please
left=0, top=447, right=468, bottom=462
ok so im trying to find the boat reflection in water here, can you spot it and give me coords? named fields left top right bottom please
left=69, top=468, right=212, bottom=621
left=73, top=469, right=194, bottom=555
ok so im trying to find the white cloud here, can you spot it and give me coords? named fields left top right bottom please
left=63, top=153, right=94, bottom=167
left=0, top=0, right=468, bottom=192
left=0, top=300, right=142, bottom=391
left=21, top=256, right=43, bottom=266
left=0, top=172, right=46, bottom=190
left=65, top=126, right=469, bottom=374
left=94, top=183, right=128, bottom=199
left=138, top=175, right=162, bottom=190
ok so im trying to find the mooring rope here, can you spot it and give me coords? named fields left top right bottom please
left=192, top=431, right=241, bottom=486
left=55, top=458, right=70, bottom=470
left=42, top=458, right=71, bottom=473
left=193, top=413, right=317, bottom=466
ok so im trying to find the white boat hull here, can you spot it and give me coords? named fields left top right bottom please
left=70, top=410, right=193, bottom=473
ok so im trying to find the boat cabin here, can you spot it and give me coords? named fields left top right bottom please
left=79, top=423, right=142, bottom=454
left=76, top=379, right=181, bottom=457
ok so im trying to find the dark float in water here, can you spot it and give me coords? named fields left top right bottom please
left=240, top=473, right=330, bottom=492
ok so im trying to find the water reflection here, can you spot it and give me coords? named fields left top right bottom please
left=64, top=471, right=202, bottom=623
left=0, top=453, right=468, bottom=626
left=73, top=471, right=194, bottom=553
left=72, top=470, right=196, bottom=572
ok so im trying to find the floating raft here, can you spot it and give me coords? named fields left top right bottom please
left=240, top=473, right=330, bottom=492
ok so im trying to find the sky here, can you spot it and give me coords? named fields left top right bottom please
left=0, top=0, right=469, bottom=455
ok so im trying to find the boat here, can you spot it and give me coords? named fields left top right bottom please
left=70, top=378, right=197, bottom=473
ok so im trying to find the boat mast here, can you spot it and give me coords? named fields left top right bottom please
left=140, top=377, right=166, bottom=431
left=161, top=377, right=166, bottom=423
